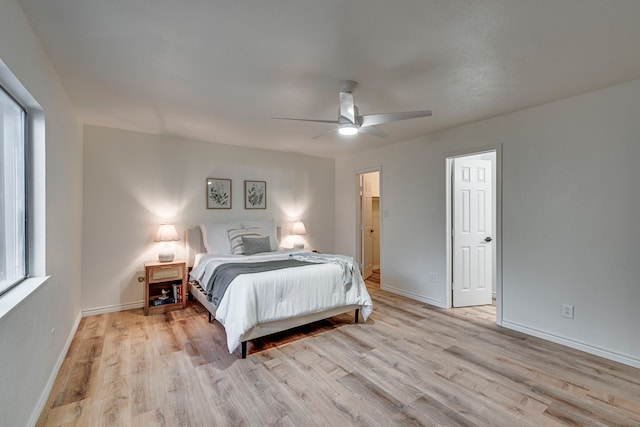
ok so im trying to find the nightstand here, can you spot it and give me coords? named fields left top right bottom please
left=144, top=260, right=187, bottom=315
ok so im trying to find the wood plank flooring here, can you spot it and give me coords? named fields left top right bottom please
left=37, top=278, right=640, bottom=426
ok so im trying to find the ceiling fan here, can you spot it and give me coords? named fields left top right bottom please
left=273, top=80, right=432, bottom=139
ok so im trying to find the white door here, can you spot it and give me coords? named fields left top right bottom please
left=372, top=198, right=380, bottom=269
left=357, top=175, right=364, bottom=275
left=357, top=173, right=374, bottom=280
left=453, top=159, right=493, bottom=307
left=362, top=175, right=374, bottom=279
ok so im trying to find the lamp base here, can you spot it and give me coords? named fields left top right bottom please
left=293, top=243, right=305, bottom=249
left=158, top=254, right=175, bottom=262
left=158, top=243, right=175, bottom=262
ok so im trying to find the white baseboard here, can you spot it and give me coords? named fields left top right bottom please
left=29, top=311, right=82, bottom=427
left=82, top=300, right=143, bottom=317
left=502, top=320, right=640, bottom=369
left=380, top=283, right=446, bottom=309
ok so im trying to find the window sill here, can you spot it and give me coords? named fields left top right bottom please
left=0, top=276, right=50, bottom=321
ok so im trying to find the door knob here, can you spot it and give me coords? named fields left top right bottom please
left=484, top=237, right=492, bottom=242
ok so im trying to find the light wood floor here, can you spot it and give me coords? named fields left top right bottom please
left=38, top=277, right=640, bottom=426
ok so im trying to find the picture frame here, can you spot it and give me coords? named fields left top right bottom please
left=206, top=178, right=232, bottom=209
left=244, top=180, right=266, bottom=209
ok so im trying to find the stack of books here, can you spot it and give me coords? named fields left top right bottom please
left=150, top=284, right=183, bottom=306
left=172, top=283, right=183, bottom=303
left=150, top=296, right=175, bottom=306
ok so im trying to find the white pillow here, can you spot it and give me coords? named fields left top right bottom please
left=200, top=222, right=241, bottom=254
left=242, top=219, right=279, bottom=251
left=228, top=227, right=262, bottom=255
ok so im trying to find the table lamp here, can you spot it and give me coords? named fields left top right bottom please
left=291, top=221, right=307, bottom=249
left=155, top=223, right=179, bottom=262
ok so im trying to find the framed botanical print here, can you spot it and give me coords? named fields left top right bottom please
left=206, top=178, right=232, bottom=209
left=244, top=180, right=266, bottom=209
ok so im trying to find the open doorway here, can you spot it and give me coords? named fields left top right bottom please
left=356, top=169, right=381, bottom=283
left=446, top=146, right=502, bottom=325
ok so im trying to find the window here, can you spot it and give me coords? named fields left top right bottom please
left=0, top=85, right=27, bottom=296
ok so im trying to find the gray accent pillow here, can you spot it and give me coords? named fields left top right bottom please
left=241, top=236, right=273, bottom=255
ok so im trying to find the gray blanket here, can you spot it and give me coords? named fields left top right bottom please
left=206, top=259, right=314, bottom=305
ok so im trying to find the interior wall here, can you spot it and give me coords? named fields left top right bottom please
left=82, top=125, right=335, bottom=313
left=0, top=1, right=83, bottom=425
left=368, top=171, right=380, bottom=197
left=335, top=78, right=640, bottom=366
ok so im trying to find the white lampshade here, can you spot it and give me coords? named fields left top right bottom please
left=155, top=223, right=179, bottom=242
left=291, top=221, right=307, bottom=235
left=155, top=223, right=178, bottom=262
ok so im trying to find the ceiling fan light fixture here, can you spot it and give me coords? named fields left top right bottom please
left=273, top=80, right=432, bottom=140
left=338, top=123, right=359, bottom=136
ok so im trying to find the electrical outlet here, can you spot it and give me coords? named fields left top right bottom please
left=562, top=304, right=574, bottom=319
left=50, top=328, right=56, bottom=350
left=428, top=272, right=436, bottom=283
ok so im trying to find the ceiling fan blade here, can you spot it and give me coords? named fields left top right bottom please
left=358, top=125, right=388, bottom=138
left=311, top=127, right=338, bottom=140
left=339, top=92, right=356, bottom=123
left=360, top=110, right=432, bottom=127
left=272, top=117, right=339, bottom=124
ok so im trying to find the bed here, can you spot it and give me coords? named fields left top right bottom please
left=185, top=220, right=373, bottom=358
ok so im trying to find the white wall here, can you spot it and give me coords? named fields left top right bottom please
left=335, top=78, right=640, bottom=366
left=82, top=125, right=335, bottom=313
left=0, top=1, right=83, bottom=425
left=368, top=171, right=380, bottom=197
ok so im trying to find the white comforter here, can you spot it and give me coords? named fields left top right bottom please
left=190, top=249, right=373, bottom=353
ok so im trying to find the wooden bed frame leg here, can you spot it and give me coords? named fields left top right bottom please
left=241, top=341, right=247, bottom=359
left=355, top=308, right=360, bottom=324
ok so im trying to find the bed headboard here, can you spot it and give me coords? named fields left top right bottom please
left=184, top=227, right=205, bottom=268
left=184, top=224, right=282, bottom=268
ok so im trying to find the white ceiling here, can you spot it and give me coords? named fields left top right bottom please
left=18, top=0, right=640, bottom=158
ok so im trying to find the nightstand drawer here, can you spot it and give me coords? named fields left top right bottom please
left=148, top=264, right=184, bottom=283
